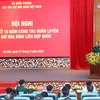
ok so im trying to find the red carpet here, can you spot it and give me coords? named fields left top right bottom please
left=0, top=82, right=17, bottom=93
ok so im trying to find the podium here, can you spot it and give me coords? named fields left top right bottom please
left=88, top=65, right=100, bottom=79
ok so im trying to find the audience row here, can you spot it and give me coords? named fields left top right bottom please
left=2, top=79, right=99, bottom=100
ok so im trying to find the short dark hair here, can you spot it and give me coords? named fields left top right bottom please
left=87, top=85, right=93, bottom=92
left=46, top=85, right=53, bottom=92
left=41, top=91, right=48, bottom=97
left=35, top=94, right=44, bottom=100
left=6, top=87, right=12, bottom=94
left=5, top=94, right=14, bottom=100
left=62, top=87, right=69, bottom=97
left=19, top=79, right=25, bottom=86
left=11, top=90, right=19, bottom=97
left=65, top=84, right=71, bottom=90
left=86, top=81, right=92, bottom=86
left=27, top=89, right=34, bottom=94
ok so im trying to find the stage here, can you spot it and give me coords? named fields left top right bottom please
left=0, top=69, right=96, bottom=81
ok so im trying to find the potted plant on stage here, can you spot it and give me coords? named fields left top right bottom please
left=86, top=52, right=100, bottom=78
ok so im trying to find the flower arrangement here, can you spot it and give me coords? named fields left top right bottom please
left=28, top=85, right=37, bottom=91
left=73, top=85, right=83, bottom=90
left=86, top=52, right=100, bottom=66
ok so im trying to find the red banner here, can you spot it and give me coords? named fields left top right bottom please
left=0, top=0, right=70, bottom=57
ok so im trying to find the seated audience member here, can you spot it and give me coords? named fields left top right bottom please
left=41, top=91, right=48, bottom=97
left=46, top=85, right=53, bottom=93
left=16, top=79, right=27, bottom=93
left=27, top=89, right=34, bottom=94
left=35, top=94, right=44, bottom=100
left=82, top=81, right=98, bottom=93
left=4, top=94, right=14, bottom=100
left=87, top=85, right=93, bottom=93
left=6, top=87, right=12, bottom=94
left=11, top=90, right=19, bottom=97
left=65, top=84, right=71, bottom=91
left=81, top=85, right=97, bottom=100
left=62, top=87, right=69, bottom=97
left=62, top=87, right=71, bottom=100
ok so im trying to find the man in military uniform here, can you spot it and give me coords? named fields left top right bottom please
left=92, top=41, right=100, bottom=53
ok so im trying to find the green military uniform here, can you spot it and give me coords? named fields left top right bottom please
left=16, top=86, right=27, bottom=93
left=92, top=46, right=100, bottom=53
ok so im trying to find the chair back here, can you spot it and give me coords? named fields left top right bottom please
left=83, top=97, right=100, bottom=100
left=44, top=97, right=53, bottom=100
left=20, top=94, right=35, bottom=100
left=81, top=93, right=98, bottom=100
left=14, top=97, right=30, bottom=100
left=58, top=97, right=77, bottom=100
left=60, top=92, right=77, bottom=97
left=0, top=94, right=6, bottom=98
left=33, top=91, right=41, bottom=96
left=48, top=93, right=58, bottom=100
left=19, top=92, right=24, bottom=96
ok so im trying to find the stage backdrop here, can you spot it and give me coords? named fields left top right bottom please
left=0, top=0, right=94, bottom=69
left=0, top=0, right=70, bottom=57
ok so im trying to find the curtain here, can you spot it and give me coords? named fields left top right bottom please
left=70, top=0, right=94, bottom=69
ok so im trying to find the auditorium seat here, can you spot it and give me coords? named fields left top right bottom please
left=0, top=97, right=30, bottom=100
left=48, top=93, right=58, bottom=100
left=14, top=97, right=30, bottom=100
left=83, top=97, right=100, bottom=100
left=81, top=93, right=98, bottom=100
left=58, top=97, right=77, bottom=100
left=44, top=97, right=53, bottom=100
left=0, top=94, right=6, bottom=98
left=48, top=95, right=56, bottom=100
left=18, top=92, right=24, bottom=96
left=33, top=91, right=58, bottom=100
left=60, top=92, right=77, bottom=97
left=20, top=94, right=35, bottom=100
left=33, top=91, right=41, bottom=96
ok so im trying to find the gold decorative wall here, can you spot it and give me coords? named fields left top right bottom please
left=95, top=0, right=100, bottom=41
left=0, top=58, right=70, bottom=68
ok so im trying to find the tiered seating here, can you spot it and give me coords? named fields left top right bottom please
left=20, top=92, right=58, bottom=100
left=0, top=81, right=100, bottom=100
left=18, top=92, right=78, bottom=100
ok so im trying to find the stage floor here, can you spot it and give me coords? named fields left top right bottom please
left=0, top=69, right=97, bottom=81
